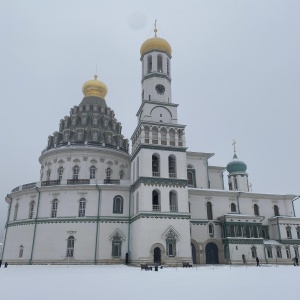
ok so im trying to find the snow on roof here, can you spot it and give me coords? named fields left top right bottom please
left=263, top=240, right=282, bottom=245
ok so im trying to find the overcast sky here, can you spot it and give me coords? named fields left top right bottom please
left=1, top=0, right=300, bottom=241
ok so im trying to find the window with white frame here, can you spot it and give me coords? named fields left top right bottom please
left=13, top=203, right=19, bottom=221
left=90, top=166, right=96, bottom=179
left=92, top=131, right=97, bottom=142
left=274, top=205, right=280, bottom=216
left=166, top=231, right=177, bottom=257
left=29, top=201, right=35, bottom=219
left=78, top=198, right=86, bottom=217
left=106, top=167, right=112, bottom=179
left=276, top=246, right=282, bottom=258
left=251, top=246, right=257, bottom=258
left=57, top=166, right=64, bottom=180
left=297, top=227, right=300, bottom=239
left=112, top=235, right=122, bottom=257
left=73, top=165, right=79, bottom=180
left=209, top=223, right=214, bottom=238
left=294, top=246, right=299, bottom=258
left=286, top=246, right=291, bottom=258
left=169, top=191, right=178, bottom=212
left=46, top=169, right=51, bottom=181
left=113, top=196, right=123, bottom=214
left=267, top=247, right=273, bottom=258
left=254, top=204, right=260, bottom=216
left=231, top=203, right=236, bottom=212
left=51, top=199, right=58, bottom=218
left=66, top=236, right=75, bottom=257
left=286, top=226, right=292, bottom=239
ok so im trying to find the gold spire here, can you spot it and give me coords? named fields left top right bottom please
left=154, top=19, right=157, bottom=37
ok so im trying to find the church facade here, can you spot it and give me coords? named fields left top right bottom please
left=2, top=30, right=300, bottom=265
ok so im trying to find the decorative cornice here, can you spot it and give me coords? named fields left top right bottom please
left=141, top=72, right=171, bottom=83
left=132, top=176, right=188, bottom=191
left=223, top=238, right=264, bottom=245
left=130, top=211, right=190, bottom=223
left=278, top=239, right=300, bottom=245
left=131, top=144, right=187, bottom=161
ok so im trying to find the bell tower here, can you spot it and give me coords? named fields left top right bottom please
left=129, top=23, right=191, bottom=266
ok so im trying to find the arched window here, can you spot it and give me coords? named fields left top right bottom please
left=92, top=131, right=98, bottom=142
left=274, top=205, right=279, bottom=216
left=230, top=225, right=235, bottom=237
left=161, top=128, right=167, bottom=145
left=19, top=245, right=24, bottom=258
left=169, top=129, right=175, bottom=146
left=245, top=226, right=251, bottom=238
left=66, top=236, right=75, bottom=257
left=157, top=54, right=163, bottom=72
left=90, top=166, right=96, bottom=179
left=231, top=203, right=236, bottom=212
left=286, top=246, right=291, bottom=258
left=251, top=246, right=257, bottom=258
left=297, top=227, right=300, bottom=239
left=46, top=169, right=51, bottom=181
left=119, top=169, right=124, bottom=179
left=152, top=127, right=158, bottom=144
left=112, top=235, right=122, bottom=257
left=168, top=155, right=176, bottom=178
left=113, top=196, right=123, bottom=214
left=237, top=225, right=242, bottom=237
left=136, top=192, right=139, bottom=214
left=254, top=204, right=259, bottom=216
left=276, top=246, right=282, bottom=258
left=57, top=166, right=64, bottom=180
left=267, top=247, right=273, bottom=258
left=144, top=126, right=150, bottom=143
left=152, top=154, right=160, bottom=176
left=187, top=164, right=195, bottom=187
left=286, top=226, right=292, bottom=239
left=294, top=246, right=299, bottom=258
left=209, top=223, right=214, bottom=238
left=152, top=190, right=160, bottom=211
left=206, top=202, right=213, bottom=220
left=13, top=203, right=19, bottom=221
left=106, top=167, right=112, bottom=179
left=51, top=199, right=58, bottom=218
left=78, top=198, right=86, bottom=217
left=169, top=191, right=178, bottom=212
left=253, top=226, right=258, bottom=238
left=29, top=201, right=35, bottom=219
left=147, top=55, right=152, bottom=73
left=73, top=165, right=79, bottom=180
left=166, top=230, right=176, bottom=257
left=262, top=229, right=266, bottom=239
left=234, top=177, right=238, bottom=190
left=167, top=58, right=170, bottom=75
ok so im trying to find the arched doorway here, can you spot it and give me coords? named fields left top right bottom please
left=205, top=242, right=219, bottom=264
left=153, top=247, right=161, bottom=264
left=191, top=243, right=196, bottom=264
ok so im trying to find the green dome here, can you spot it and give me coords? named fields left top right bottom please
left=226, top=154, right=247, bottom=173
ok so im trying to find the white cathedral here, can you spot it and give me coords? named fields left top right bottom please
left=2, top=28, right=300, bottom=266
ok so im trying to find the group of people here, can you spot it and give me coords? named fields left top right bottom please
left=0, top=260, right=8, bottom=268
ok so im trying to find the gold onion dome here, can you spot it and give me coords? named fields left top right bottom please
left=82, top=75, right=108, bottom=99
left=140, top=23, right=172, bottom=57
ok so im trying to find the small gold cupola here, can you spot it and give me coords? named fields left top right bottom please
left=82, top=75, right=108, bottom=99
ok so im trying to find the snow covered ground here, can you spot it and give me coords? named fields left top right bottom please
left=0, top=264, right=298, bottom=300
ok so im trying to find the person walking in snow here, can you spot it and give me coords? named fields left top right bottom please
left=4, top=262, right=8, bottom=268
left=256, top=257, right=260, bottom=267
left=0, top=259, right=2, bottom=268
left=295, top=257, right=299, bottom=266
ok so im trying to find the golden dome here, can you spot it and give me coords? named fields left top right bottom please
left=82, top=75, right=108, bottom=98
left=140, top=23, right=172, bottom=57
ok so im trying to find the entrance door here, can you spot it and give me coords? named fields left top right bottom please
left=205, top=242, right=219, bottom=264
left=153, top=247, right=161, bottom=264
left=191, top=243, right=197, bottom=264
